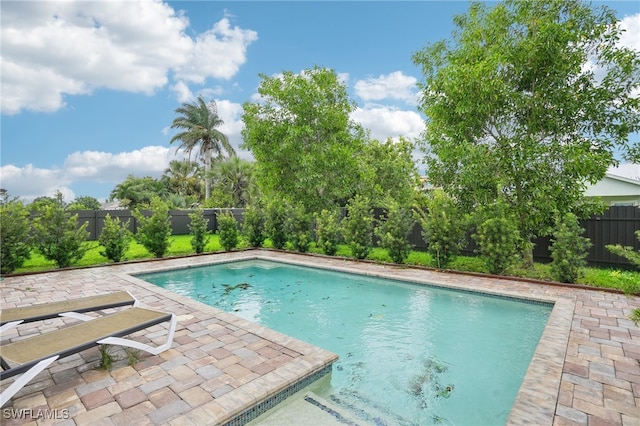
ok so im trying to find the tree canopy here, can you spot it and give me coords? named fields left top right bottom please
left=67, top=196, right=102, bottom=210
left=242, top=66, right=368, bottom=213
left=161, top=160, right=203, bottom=199
left=358, top=137, right=421, bottom=208
left=109, top=175, right=167, bottom=210
left=412, top=0, right=640, bottom=251
left=208, top=157, right=255, bottom=208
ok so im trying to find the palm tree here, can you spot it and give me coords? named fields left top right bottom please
left=210, top=157, right=256, bottom=207
left=170, top=96, right=235, bottom=200
left=161, top=160, right=203, bottom=198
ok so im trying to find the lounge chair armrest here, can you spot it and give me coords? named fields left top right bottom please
left=97, top=314, right=177, bottom=356
left=127, top=291, right=140, bottom=307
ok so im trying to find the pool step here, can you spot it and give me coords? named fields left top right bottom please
left=248, top=391, right=363, bottom=425
left=328, top=390, right=418, bottom=426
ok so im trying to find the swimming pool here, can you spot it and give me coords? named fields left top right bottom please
left=138, top=259, right=552, bottom=425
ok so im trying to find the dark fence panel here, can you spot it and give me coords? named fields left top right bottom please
left=407, top=221, right=424, bottom=249
left=401, top=206, right=639, bottom=269
left=513, top=207, right=639, bottom=267
left=68, top=208, right=241, bottom=239
left=168, top=210, right=217, bottom=235
left=579, top=206, right=640, bottom=267
left=59, top=205, right=640, bottom=269
left=75, top=210, right=100, bottom=240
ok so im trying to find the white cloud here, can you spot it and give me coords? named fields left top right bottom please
left=173, top=18, right=258, bottom=84
left=0, top=146, right=185, bottom=202
left=0, top=1, right=257, bottom=114
left=1, top=61, right=89, bottom=114
left=64, top=146, right=179, bottom=181
left=619, top=13, right=640, bottom=52
left=0, top=164, right=74, bottom=201
left=171, top=81, right=194, bottom=104
left=354, top=71, right=419, bottom=105
left=216, top=99, right=245, bottom=150
left=337, top=72, right=350, bottom=85
left=351, top=105, right=425, bottom=141
left=583, top=13, right=640, bottom=89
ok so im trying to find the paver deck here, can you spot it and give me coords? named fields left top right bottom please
left=1, top=249, right=639, bottom=425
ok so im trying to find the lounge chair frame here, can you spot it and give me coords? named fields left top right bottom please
left=0, top=307, right=176, bottom=407
left=0, top=291, right=139, bottom=334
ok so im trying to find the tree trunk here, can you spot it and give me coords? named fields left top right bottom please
left=521, top=239, right=534, bottom=269
left=204, top=147, right=211, bottom=201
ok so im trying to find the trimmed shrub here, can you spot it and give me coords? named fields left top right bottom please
left=376, top=202, right=414, bottom=264
left=31, top=191, right=89, bottom=268
left=264, top=200, right=287, bottom=249
left=243, top=204, right=266, bottom=248
left=314, top=209, right=342, bottom=256
left=415, top=189, right=467, bottom=268
left=472, top=201, right=521, bottom=275
left=0, top=194, right=31, bottom=273
left=218, top=212, right=239, bottom=251
left=343, top=195, right=374, bottom=259
left=550, top=213, right=592, bottom=283
left=98, top=214, right=132, bottom=262
left=285, top=203, right=312, bottom=253
left=188, top=208, right=210, bottom=254
left=133, top=197, right=172, bottom=258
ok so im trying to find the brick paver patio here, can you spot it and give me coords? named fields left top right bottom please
left=1, top=250, right=639, bottom=425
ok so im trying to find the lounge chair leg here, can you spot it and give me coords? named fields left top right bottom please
left=97, top=314, right=177, bottom=356
left=0, top=321, right=24, bottom=335
left=0, top=356, right=59, bottom=408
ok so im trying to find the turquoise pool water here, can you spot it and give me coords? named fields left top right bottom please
left=138, top=260, right=552, bottom=425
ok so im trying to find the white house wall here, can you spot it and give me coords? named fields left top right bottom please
left=584, top=175, right=640, bottom=206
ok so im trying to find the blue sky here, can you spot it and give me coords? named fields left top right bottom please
left=1, top=1, right=639, bottom=202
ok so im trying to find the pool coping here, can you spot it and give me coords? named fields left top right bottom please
left=122, top=251, right=570, bottom=424
left=247, top=254, right=570, bottom=425
left=1, top=250, right=639, bottom=425
left=110, top=261, right=343, bottom=426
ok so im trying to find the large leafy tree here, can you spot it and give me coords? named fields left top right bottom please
left=242, top=66, right=367, bottom=213
left=412, top=0, right=640, bottom=263
left=170, top=96, right=235, bottom=200
left=358, top=137, right=421, bottom=208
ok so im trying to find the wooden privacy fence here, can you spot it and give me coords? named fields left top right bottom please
left=70, top=206, right=639, bottom=269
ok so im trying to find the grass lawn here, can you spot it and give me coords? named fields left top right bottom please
left=10, top=234, right=640, bottom=295
left=18, top=235, right=227, bottom=273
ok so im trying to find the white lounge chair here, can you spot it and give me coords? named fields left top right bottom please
left=0, top=307, right=176, bottom=407
left=0, top=291, right=138, bottom=334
